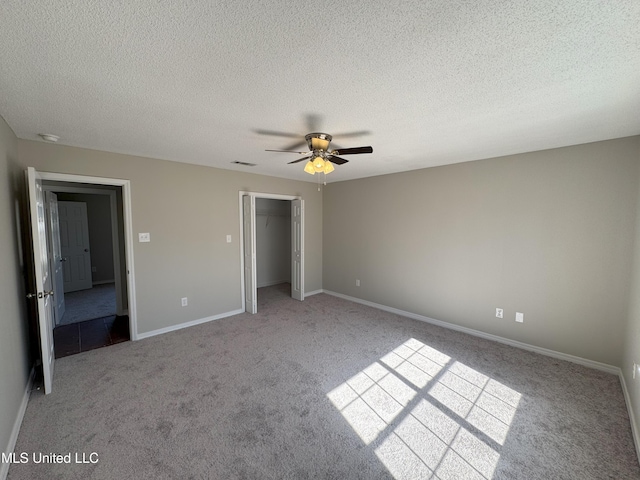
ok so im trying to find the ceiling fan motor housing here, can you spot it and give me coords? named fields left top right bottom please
left=305, top=133, right=332, bottom=151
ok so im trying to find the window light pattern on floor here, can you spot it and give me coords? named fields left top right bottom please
left=327, top=338, right=521, bottom=480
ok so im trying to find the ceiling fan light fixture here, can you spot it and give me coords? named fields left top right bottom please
left=324, top=161, right=335, bottom=174
left=266, top=130, right=371, bottom=178
left=304, top=160, right=316, bottom=175
left=313, top=156, right=325, bottom=172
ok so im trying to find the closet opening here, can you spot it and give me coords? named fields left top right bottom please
left=239, top=192, right=304, bottom=314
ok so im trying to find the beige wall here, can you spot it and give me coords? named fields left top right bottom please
left=0, top=116, right=30, bottom=464
left=324, top=137, right=640, bottom=366
left=623, top=138, right=640, bottom=450
left=18, top=140, right=323, bottom=335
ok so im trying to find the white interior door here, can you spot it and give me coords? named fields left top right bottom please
left=243, top=195, right=257, bottom=314
left=26, top=167, right=55, bottom=394
left=291, top=199, right=304, bottom=301
left=45, top=192, right=66, bottom=325
left=59, top=201, right=93, bottom=292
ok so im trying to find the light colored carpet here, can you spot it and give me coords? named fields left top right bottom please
left=59, top=283, right=116, bottom=325
left=10, top=283, right=640, bottom=479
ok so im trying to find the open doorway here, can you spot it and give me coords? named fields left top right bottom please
left=255, top=198, right=291, bottom=308
left=25, top=168, right=137, bottom=394
left=240, top=192, right=304, bottom=314
left=43, top=184, right=130, bottom=357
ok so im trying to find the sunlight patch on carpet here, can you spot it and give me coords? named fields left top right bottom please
left=327, top=338, right=521, bottom=479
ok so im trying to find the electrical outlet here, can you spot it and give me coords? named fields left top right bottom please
left=516, top=312, right=524, bottom=323
left=138, top=232, right=150, bottom=242
left=496, top=308, right=503, bottom=318
left=356, top=279, right=360, bottom=287
left=181, top=297, right=188, bottom=307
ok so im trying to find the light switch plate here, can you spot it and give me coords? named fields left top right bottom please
left=226, top=235, right=232, bottom=243
left=516, top=312, right=524, bottom=323
left=139, top=232, right=150, bottom=242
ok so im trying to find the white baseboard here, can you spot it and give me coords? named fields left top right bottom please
left=323, top=290, right=619, bottom=375
left=136, top=309, right=244, bottom=340
left=1, top=367, right=35, bottom=480
left=257, top=279, right=290, bottom=288
left=92, top=279, right=115, bottom=286
left=619, top=371, right=640, bottom=464
left=305, top=289, right=324, bottom=297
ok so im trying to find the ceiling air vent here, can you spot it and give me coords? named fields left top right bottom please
left=231, top=161, right=256, bottom=167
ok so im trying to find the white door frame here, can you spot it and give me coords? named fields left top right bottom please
left=291, top=198, right=304, bottom=301
left=243, top=195, right=257, bottom=314
left=238, top=191, right=303, bottom=313
left=37, top=171, right=138, bottom=340
left=43, top=184, right=125, bottom=316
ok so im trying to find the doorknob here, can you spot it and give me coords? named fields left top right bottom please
left=60, top=257, right=67, bottom=262
left=84, top=249, right=89, bottom=252
left=27, top=291, right=53, bottom=299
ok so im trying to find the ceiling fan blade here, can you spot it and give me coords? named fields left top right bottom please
left=331, top=146, right=373, bottom=155
left=305, top=113, right=322, bottom=132
left=281, top=139, right=308, bottom=151
left=265, top=149, right=310, bottom=154
left=327, top=155, right=349, bottom=165
left=254, top=129, right=301, bottom=138
left=332, top=130, right=371, bottom=138
left=288, top=157, right=311, bottom=164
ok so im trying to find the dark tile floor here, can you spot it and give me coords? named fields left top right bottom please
left=53, top=315, right=130, bottom=358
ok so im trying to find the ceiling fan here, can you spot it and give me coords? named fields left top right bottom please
left=265, top=132, right=373, bottom=176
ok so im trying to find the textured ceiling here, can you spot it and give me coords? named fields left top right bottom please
left=1, top=1, right=639, bottom=183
